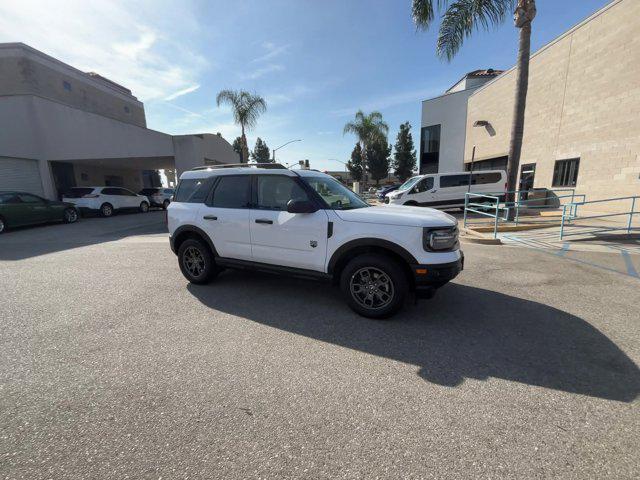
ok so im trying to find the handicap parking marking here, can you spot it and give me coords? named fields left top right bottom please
left=501, top=234, right=640, bottom=281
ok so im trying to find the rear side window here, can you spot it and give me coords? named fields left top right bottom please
left=209, top=176, right=251, bottom=208
left=175, top=178, right=212, bottom=203
left=102, top=188, right=120, bottom=195
left=164, top=189, right=174, bottom=194
left=439, top=175, right=470, bottom=188
left=65, top=188, right=95, bottom=198
left=471, top=172, right=502, bottom=185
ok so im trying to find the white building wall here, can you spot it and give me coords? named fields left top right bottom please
left=421, top=89, right=476, bottom=173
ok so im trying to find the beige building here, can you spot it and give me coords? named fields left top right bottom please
left=0, top=43, right=238, bottom=199
left=465, top=0, right=639, bottom=209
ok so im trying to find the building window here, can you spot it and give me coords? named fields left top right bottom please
left=124, top=105, right=130, bottom=113
left=420, top=124, right=441, bottom=174
left=552, top=158, right=580, bottom=187
left=63, top=81, right=72, bottom=91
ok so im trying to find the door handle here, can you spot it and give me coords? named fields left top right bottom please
left=203, top=215, right=217, bottom=220
left=255, top=219, right=273, bottom=225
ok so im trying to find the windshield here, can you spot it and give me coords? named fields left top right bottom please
left=302, top=176, right=369, bottom=210
left=398, top=176, right=422, bottom=191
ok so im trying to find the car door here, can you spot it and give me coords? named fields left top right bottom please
left=100, top=188, right=123, bottom=209
left=118, top=188, right=140, bottom=208
left=16, top=193, right=50, bottom=224
left=198, top=175, right=253, bottom=260
left=404, top=176, right=435, bottom=205
left=250, top=174, right=329, bottom=271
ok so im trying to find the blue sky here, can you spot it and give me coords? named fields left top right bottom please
left=0, top=0, right=610, bottom=171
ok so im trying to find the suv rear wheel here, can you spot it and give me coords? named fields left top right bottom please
left=340, top=254, right=407, bottom=319
left=178, top=238, right=219, bottom=284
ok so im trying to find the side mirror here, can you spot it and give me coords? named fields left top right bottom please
left=287, top=199, right=318, bottom=214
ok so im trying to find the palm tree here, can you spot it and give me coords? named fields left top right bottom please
left=412, top=0, right=537, bottom=211
left=216, top=90, right=267, bottom=163
left=343, top=111, right=389, bottom=182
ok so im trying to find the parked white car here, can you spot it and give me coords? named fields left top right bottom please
left=167, top=164, right=463, bottom=319
left=386, top=170, right=507, bottom=209
left=139, top=187, right=175, bottom=209
left=62, top=187, right=150, bottom=217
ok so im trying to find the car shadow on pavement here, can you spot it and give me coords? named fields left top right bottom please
left=0, top=212, right=167, bottom=261
left=188, top=271, right=640, bottom=403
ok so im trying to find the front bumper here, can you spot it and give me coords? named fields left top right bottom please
left=412, top=252, right=464, bottom=298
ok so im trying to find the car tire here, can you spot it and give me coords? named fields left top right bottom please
left=0, top=216, right=6, bottom=234
left=340, top=254, right=407, bottom=319
left=63, top=208, right=79, bottom=224
left=162, top=199, right=170, bottom=210
left=178, top=238, right=219, bottom=284
left=100, top=203, right=114, bottom=217
left=139, top=201, right=149, bottom=213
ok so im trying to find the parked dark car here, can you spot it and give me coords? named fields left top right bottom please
left=0, top=191, right=79, bottom=234
left=376, top=184, right=401, bottom=201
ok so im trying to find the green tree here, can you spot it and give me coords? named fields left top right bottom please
left=367, top=138, right=391, bottom=186
left=251, top=137, right=271, bottom=163
left=347, top=143, right=364, bottom=182
left=232, top=136, right=242, bottom=162
left=343, top=111, right=389, bottom=176
left=216, top=89, right=267, bottom=164
left=392, top=122, right=417, bottom=182
left=412, top=0, right=537, bottom=213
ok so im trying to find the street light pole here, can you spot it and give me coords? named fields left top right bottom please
left=272, top=139, right=302, bottom=162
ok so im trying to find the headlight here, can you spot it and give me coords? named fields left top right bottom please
left=424, top=226, right=458, bottom=251
left=391, top=192, right=404, bottom=200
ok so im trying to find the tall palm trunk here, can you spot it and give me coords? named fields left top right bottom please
left=506, top=0, right=536, bottom=218
left=240, top=125, right=249, bottom=164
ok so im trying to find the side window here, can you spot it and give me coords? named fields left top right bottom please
left=210, top=176, right=250, bottom=208
left=102, top=188, right=119, bottom=195
left=120, top=189, right=137, bottom=196
left=256, top=175, right=309, bottom=210
left=414, top=177, right=434, bottom=193
left=471, top=172, right=501, bottom=185
left=164, top=189, right=174, bottom=195
left=17, top=194, right=44, bottom=204
left=440, top=175, right=470, bottom=188
left=174, top=178, right=213, bottom=203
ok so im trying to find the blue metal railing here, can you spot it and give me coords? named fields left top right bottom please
left=463, top=193, right=510, bottom=239
left=559, top=195, right=639, bottom=240
left=464, top=190, right=584, bottom=239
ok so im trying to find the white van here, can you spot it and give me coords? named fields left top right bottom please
left=385, top=170, right=507, bottom=209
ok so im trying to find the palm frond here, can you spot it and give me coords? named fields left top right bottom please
left=216, top=89, right=267, bottom=132
left=412, top=0, right=451, bottom=29
left=437, top=0, right=515, bottom=61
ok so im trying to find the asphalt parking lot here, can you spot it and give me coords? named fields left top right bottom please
left=1, top=212, right=639, bottom=479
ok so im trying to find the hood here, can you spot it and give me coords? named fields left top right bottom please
left=334, top=205, right=457, bottom=228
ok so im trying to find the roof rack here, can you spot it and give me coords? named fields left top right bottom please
left=191, top=163, right=287, bottom=171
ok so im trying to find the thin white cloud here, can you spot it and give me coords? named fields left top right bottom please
left=0, top=0, right=207, bottom=102
left=240, top=64, right=284, bottom=80
left=164, top=84, right=200, bottom=101
left=265, top=85, right=312, bottom=106
left=331, top=86, right=444, bottom=117
left=251, top=41, right=290, bottom=63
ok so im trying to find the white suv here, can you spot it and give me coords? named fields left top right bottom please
left=167, top=164, right=463, bottom=318
left=63, top=187, right=150, bottom=217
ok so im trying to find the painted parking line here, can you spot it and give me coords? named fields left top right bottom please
left=620, top=250, right=639, bottom=278
left=557, top=243, right=571, bottom=257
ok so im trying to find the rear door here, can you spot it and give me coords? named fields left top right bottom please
left=198, top=175, right=252, bottom=260
left=249, top=174, right=329, bottom=271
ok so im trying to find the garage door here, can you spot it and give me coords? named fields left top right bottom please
left=0, top=157, right=45, bottom=196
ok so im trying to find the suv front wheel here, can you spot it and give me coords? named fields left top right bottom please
left=340, top=254, right=407, bottom=319
left=178, top=238, right=219, bottom=284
